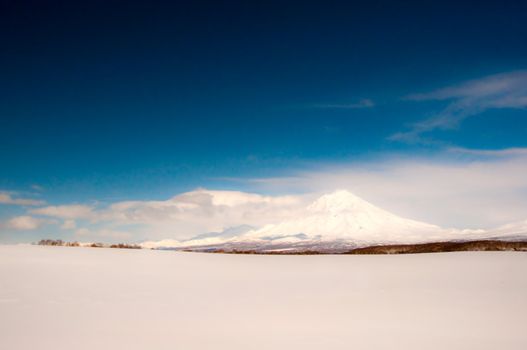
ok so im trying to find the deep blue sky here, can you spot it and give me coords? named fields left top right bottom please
left=1, top=0, right=527, bottom=203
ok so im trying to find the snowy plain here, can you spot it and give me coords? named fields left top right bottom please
left=1, top=245, right=526, bottom=350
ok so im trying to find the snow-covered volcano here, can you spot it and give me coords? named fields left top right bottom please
left=240, top=190, right=443, bottom=243
left=142, top=190, right=526, bottom=252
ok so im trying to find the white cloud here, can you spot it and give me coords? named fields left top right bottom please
left=7, top=216, right=50, bottom=230
left=31, top=184, right=44, bottom=192
left=6, top=148, right=527, bottom=241
left=43, top=149, right=527, bottom=239
left=0, top=192, right=45, bottom=206
left=74, top=228, right=90, bottom=236
left=61, top=219, right=77, bottom=230
left=10, top=189, right=308, bottom=241
left=97, top=189, right=310, bottom=240
left=313, top=98, right=374, bottom=109
left=31, top=205, right=94, bottom=220
left=244, top=149, right=527, bottom=229
left=448, top=147, right=527, bottom=157
left=391, top=70, right=527, bottom=143
left=75, top=227, right=131, bottom=240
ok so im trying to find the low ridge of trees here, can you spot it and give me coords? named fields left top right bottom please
left=37, top=239, right=142, bottom=250
left=199, top=240, right=527, bottom=254
left=345, top=240, right=527, bottom=254
left=37, top=239, right=65, bottom=246
left=109, top=243, right=141, bottom=249
left=36, top=239, right=527, bottom=254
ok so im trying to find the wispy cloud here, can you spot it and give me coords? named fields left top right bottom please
left=313, top=98, right=374, bottom=109
left=6, top=148, right=527, bottom=240
left=448, top=147, right=527, bottom=157
left=244, top=148, right=527, bottom=229
left=31, top=184, right=44, bottom=192
left=30, top=205, right=95, bottom=220
left=26, top=190, right=311, bottom=241
left=0, top=192, right=45, bottom=206
left=61, top=219, right=77, bottom=230
left=391, top=70, right=527, bottom=143
left=6, top=216, right=54, bottom=230
left=75, top=227, right=131, bottom=240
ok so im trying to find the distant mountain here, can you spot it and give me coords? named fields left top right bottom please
left=142, top=190, right=527, bottom=253
left=239, top=190, right=443, bottom=243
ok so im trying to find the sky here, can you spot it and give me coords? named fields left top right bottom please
left=1, top=0, right=527, bottom=243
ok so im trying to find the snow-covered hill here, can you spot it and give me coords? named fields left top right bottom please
left=241, top=190, right=443, bottom=243
left=142, top=190, right=527, bottom=252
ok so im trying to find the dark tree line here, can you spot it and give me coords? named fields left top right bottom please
left=36, top=239, right=141, bottom=249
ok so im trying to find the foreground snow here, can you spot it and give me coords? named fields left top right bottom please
left=1, top=245, right=526, bottom=350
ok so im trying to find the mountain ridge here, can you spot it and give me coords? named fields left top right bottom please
left=141, top=190, right=527, bottom=252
